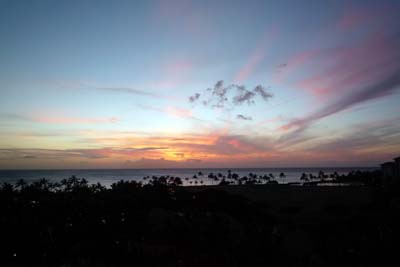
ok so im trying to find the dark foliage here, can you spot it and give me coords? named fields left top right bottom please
left=0, top=173, right=399, bottom=267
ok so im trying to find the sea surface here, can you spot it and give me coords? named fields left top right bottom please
left=0, top=167, right=378, bottom=187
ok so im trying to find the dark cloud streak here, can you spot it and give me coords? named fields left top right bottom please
left=236, top=114, right=253, bottom=120
left=96, top=87, right=159, bottom=97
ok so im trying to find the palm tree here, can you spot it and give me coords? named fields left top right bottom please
left=300, top=173, right=309, bottom=181
left=173, top=177, right=183, bottom=186
left=279, top=172, right=286, bottom=179
left=333, top=171, right=339, bottom=179
left=15, top=179, right=27, bottom=190
left=1, top=183, right=14, bottom=193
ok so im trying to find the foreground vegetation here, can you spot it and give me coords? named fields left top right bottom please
left=0, top=171, right=398, bottom=267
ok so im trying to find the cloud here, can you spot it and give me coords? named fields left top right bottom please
left=283, top=68, right=400, bottom=132
left=307, top=117, right=400, bottom=158
left=2, top=122, right=399, bottom=168
left=37, top=116, right=119, bottom=124
left=96, top=87, right=159, bottom=97
left=234, top=28, right=278, bottom=83
left=189, top=80, right=273, bottom=110
left=254, top=85, right=273, bottom=101
left=232, top=85, right=256, bottom=105
left=0, top=146, right=170, bottom=161
left=281, top=30, right=400, bottom=132
left=1, top=112, right=119, bottom=125
left=165, top=106, right=194, bottom=118
left=148, top=59, right=194, bottom=90
left=337, top=3, right=399, bottom=32
left=189, top=93, right=200, bottom=102
left=151, top=0, right=211, bottom=39
left=236, top=114, right=252, bottom=121
left=123, top=157, right=203, bottom=168
left=44, top=80, right=161, bottom=98
left=138, top=105, right=203, bottom=121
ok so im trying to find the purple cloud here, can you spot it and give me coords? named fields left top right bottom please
left=188, top=81, right=273, bottom=110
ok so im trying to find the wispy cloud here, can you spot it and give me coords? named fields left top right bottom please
left=0, top=146, right=169, bottom=160
left=283, top=70, right=400, bottom=132
left=39, top=80, right=163, bottom=99
left=234, top=28, right=278, bottom=83
left=1, top=112, right=119, bottom=125
left=281, top=29, right=400, bottom=132
left=138, top=105, right=203, bottom=121
left=337, top=3, right=398, bottom=31
left=2, top=119, right=399, bottom=168
left=96, top=87, right=159, bottom=97
left=236, top=114, right=252, bottom=121
left=37, top=116, right=119, bottom=124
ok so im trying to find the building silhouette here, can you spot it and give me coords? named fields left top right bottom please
left=381, top=156, right=400, bottom=186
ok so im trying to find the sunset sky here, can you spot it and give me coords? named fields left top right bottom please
left=1, top=0, right=400, bottom=169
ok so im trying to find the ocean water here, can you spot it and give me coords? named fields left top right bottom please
left=0, top=167, right=378, bottom=187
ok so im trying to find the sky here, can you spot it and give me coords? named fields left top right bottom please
left=0, top=0, right=400, bottom=169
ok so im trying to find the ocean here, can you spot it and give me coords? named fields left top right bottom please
left=0, top=167, right=378, bottom=187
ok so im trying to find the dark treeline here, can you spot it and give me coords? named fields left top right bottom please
left=0, top=170, right=399, bottom=267
left=142, top=169, right=382, bottom=186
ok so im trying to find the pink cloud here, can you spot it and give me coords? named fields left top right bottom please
left=165, top=106, right=193, bottom=118
left=275, top=21, right=400, bottom=135
left=150, top=59, right=193, bottom=89
left=10, top=111, right=119, bottom=125
left=3, top=118, right=400, bottom=168
left=234, top=28, right=278, bottom=83
left=337, top=4, right=396, bottom=31
left=296, top=30, right=400, bottom=99
left=273, top=51, right=316, bottom=84
left=139, top=104, right=201, bottom=121
left=151, top=0, right=212, bottom=38
left=36, top=116, right=119, bottom=124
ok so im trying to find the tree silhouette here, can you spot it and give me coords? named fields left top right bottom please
left=15, top=179, right=27, bottom=190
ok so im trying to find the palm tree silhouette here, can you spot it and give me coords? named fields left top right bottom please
left=15, top=179, right=27, bottom=190
left=300, top=173, right=309, bottom=181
